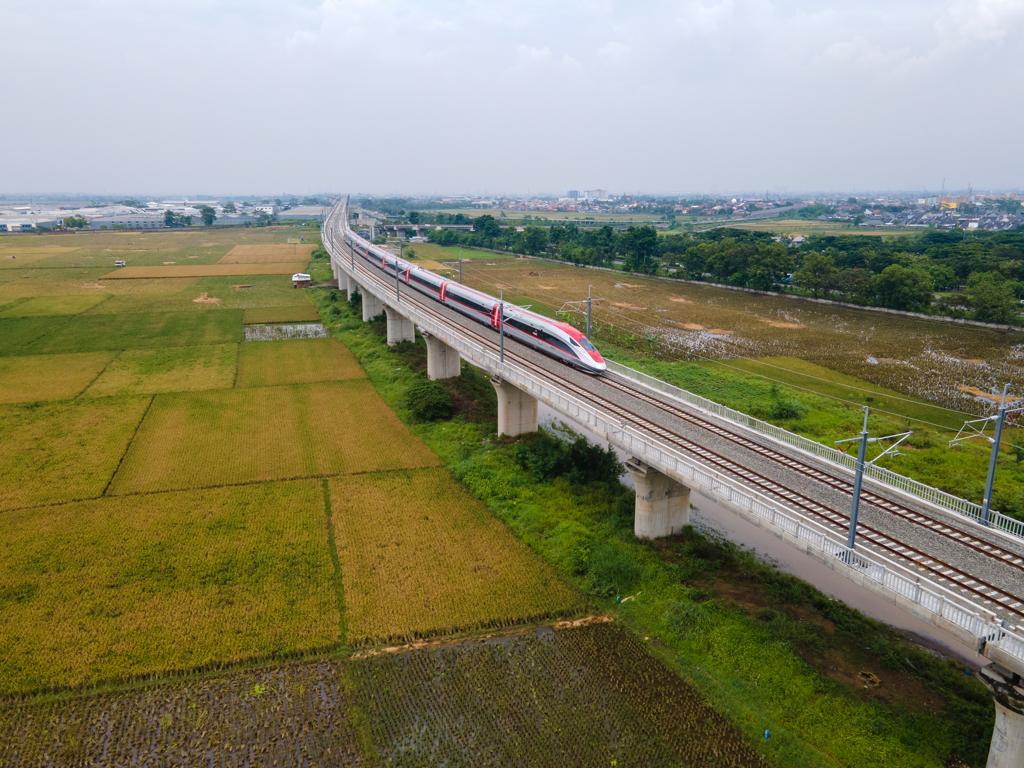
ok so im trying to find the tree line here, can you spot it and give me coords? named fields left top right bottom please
left=427, top=216, right=1023, bottom=324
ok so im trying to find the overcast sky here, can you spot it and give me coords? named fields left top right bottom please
left=2, top=0, right=1022, bottom=195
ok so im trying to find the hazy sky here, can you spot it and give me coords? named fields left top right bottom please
left=3, top=0, right=1022, bottom=195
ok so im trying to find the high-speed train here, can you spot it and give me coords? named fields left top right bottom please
left=341, top=228, right=606, bottom=374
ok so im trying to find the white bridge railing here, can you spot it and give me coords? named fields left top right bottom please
left=324, top=201, right=1024, bottom=666
left=607, top=360, right=1024, bottom=542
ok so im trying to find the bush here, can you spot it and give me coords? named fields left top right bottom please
left=514, top=428, right=622, bottom=485
left=406, top=379, right=453, bottom=421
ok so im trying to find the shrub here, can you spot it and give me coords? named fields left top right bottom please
left=514, top=428, right=622, bottom=485
left=406, top=379, right=453, bottom=421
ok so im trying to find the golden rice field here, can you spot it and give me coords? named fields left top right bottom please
left=109, top=381, right=440, bottom=494
left=102, top=262, right=308, bottom=279
left=236, top=339, right=364, bottom=387
left=330, top=469, right=582, bottom=644
left=85, top=344, right=238, bottom=397
left=0, top=351, right=113, bottom=404
left=0, top=293, right=110, bottom=317
left=242, top=303, right=321, bottom=324
left=0, top=396, right=150, bottom=511
left=220, top=243, right=317, bottom=263
left=0, top=480, right=339, bottom=695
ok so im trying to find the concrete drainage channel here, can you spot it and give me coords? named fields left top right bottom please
left=243, top=322, right=327, bottom=341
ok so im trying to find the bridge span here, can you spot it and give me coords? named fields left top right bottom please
left=324, top=198, right=1024, bottom=766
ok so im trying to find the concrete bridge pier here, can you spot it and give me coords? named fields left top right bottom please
left=361, top=288, right=383, bottom=321
left=625, top=458, right=690, bottom=539
left=384, top=306, right=415, bottom=346
left=981, top=664, right=1024, bottom=768
left=346, top=278, right=359, bottom=302
left=422, top=332, right=461, bottom=380
left=491, top=377, right=538, bottom=437
left=336, top=270, right=349, bottom=292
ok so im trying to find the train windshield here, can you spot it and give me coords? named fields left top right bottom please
left=577, top=336, right=597, bottom=351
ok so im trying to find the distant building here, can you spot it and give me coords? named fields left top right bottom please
left=89, top=213, right=165, bottom=230
left=567, top=190, right=580, bottom=200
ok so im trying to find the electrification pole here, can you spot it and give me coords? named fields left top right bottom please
left=982, top=383, right=1010, bottom=526
left=396, top=241, right=402, bottom=300
left=846, top=407, right=870, bottom=550
left=458, top=257, right=463, bottom=283
left=586, top=285, right=592, bottom=337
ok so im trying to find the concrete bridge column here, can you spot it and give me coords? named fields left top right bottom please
left=383, top=306, right=415, bottom=346
left=422, top=332, right=461, bottom=380
left=625, top=458, right=690, bottom=539
left=347, top=278, right=359, bottom=302
left=491, top=377, right=538, bottom=437
left=981, top=664, right=1024, bottom=768
left=337, top=270, right=349, bottom=292
left=361, top=289, right=384, bottom=322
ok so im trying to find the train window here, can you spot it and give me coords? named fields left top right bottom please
left=451, top=292, right=489, bottom=314
left=505, top=317, right=533, bottom=334
left=577, top=336, right=597, bottom=351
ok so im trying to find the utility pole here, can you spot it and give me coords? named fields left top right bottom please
left=458, top=257, right=463, bottom=284
left=586, top=285, right=592, bottom=337
left=949, top=383, right=1021, bottom=526
left=982, top=384, right=1011, bottom=525
left=835, top=407, right=912, bottom=551
left=499, top=288, right=505, bottom=366
left=847, top=407, right=870, bottom=550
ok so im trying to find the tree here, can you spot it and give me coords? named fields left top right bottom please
left=408, top=211, right=420, bottom=225
left=621, top=226, right=659, bottom=274
left=199, top=205, right=216, bottom=226
left=793, top=251, right=839, bottom=298
left=966, top=272, right=1020, bottom=324
left=745, top=242, right=792, bottom=291
left=472, top=215, right=501, bottom=241
left=223, top=201, right=237, bottom=214
left=164, top=210, right=176, bottom=227
left=522, top=226, right=548, bottom=256
left=64, top=215, right=88, bottom=229
left=873, top=264, right=933, bottom=312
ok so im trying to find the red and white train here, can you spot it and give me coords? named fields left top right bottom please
left=342, top=230, right=606, bottom=374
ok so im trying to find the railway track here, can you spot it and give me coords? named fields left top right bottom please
left=599, top=372, right=1024, bottom=571
left=329, top=228, right=1024, bottom=624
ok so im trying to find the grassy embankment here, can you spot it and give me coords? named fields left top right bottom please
left=311, top=282, right=995, bottom=768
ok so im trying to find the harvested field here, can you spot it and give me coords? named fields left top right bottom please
left=101, top=262, right=308, bottom=279
left=221, top=243, right=316, bottom=263
left=109, top=381, right=439, bottom=494
left=330, top=469, right=581, bottom=644
left=0, top=659, right=362, bottom=766
left=459, top=257, right=1024, bottom=412
left=0, top=351, right=114, bottom=403
left=0, top=294, right=109, bottom=317
left=351, top=621, right=766, bottom=767
left=0, top=396, right=149, bottom=511
left=243, top=303, right=320, bottom=324
left=86, top=344, right=238, bottom=397
left=9, top=309, right=242, bottom=354
left=237, top=339, right=364, bottom=387
left=0, top=481, right=339, bottom=694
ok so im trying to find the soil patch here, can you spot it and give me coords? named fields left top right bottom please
left=760, top=318, right=806, bottom=330
left=192, top=292, right=221, bottom=305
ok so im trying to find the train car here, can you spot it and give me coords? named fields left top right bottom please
left=341, top=230, right=606, bottom=374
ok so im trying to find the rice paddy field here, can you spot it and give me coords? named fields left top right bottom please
left=2, top=224, right=766, bottom=765
left=0, top=223, right=994, bottom=766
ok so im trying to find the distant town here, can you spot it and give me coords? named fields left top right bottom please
left=2, top=190, right=1022, bottom=233
left=0, top=196, right=331, bottom=232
